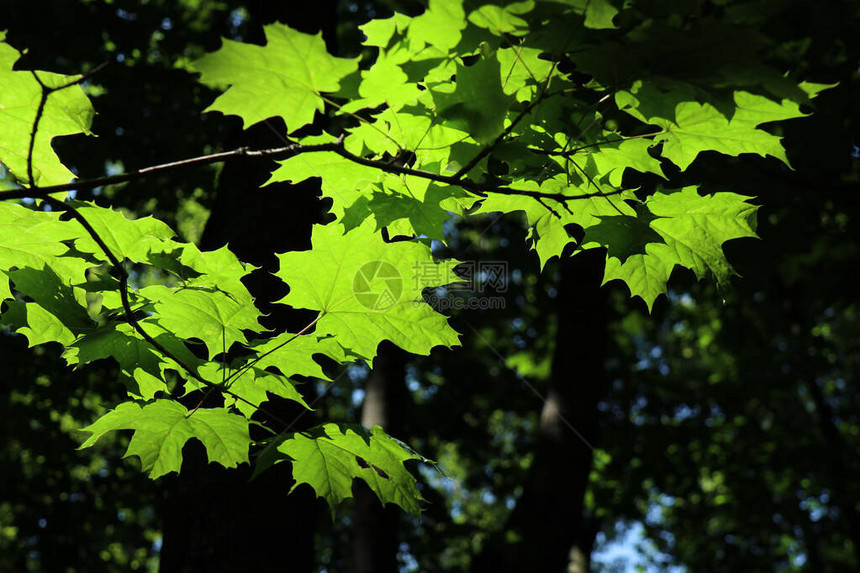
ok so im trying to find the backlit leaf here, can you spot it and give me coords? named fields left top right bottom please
left=274, top=220, right=461, bottom=360
left=194, top=24, right=358, bottom=131
left=80, top=400, right=251, bottom=479
left=0, top=33, right=94, bottom=185
left=258, top=423, right=425, bottom=516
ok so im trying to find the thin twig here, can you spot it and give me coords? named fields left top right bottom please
left=321, top=95, right=405, bottom=153
left=0, top=141, right=343, bottom=198
left=41, top=198, right=269, bottom=413
left=454, top=51, right=561, bottom=180
left=452, top=89, right=550, bottom=179
left=187, top=385, right=219, bottom=418
left=535, top=196, right=562, bottom=218
left=4, top=134, right=630, bottom=206
left=21, top=72, right=290, bottom=426
left=529, top=130, right=665, bottom=157
left=567, top=157, right=626, bottom=216
left=49, top=61, right=110, bottom=91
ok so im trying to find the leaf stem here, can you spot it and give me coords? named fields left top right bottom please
left=26, top=72, right=49, bottom=188
left=529, top=129, right=666, bottom=157
left=452, top=59, right=558, bottom=179
left=19, top=67, right=289, bottom=427
left=221, top=313, right=324, bottom=388
left=566, top=157, right=627, bottom=216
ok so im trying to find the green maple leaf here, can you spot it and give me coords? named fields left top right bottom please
left=469, top=1, right=534, bottom=36
left=268, top=135, right=382, bottom=220
left=193, top=24, right=358, bottom=131
left=435, top=52, right=517, bottom=145
left=573, top=0, right=620, bottom=29
left=337, top=166, right=474, bottom=240
left=647, top=188, right=759, bottom=281
left=476, top=176, right=636, bottom=267
left=616, top=82, right=818, bottom=169
left=352, top=59, right=423, bottom=112
left=475, top=188, right=571, bottom=266
left=497, top=45, right=556, bottom=99
left=349, top=180, right=473, bottom=240
left=0, top=202, right=95, bottom=303
left=582, top=209, right=664, bottom=262
left=225, top=367, right=309, bottom=418
left=79, top=400, right=251, bottom=479
left=407, top=0, right=467, bottom=51
left=250, top=330, right=346, bottom=380
left=599, top=187, right=758, bottom=309
left=139, top=285, right=265, bottom=360
left=0, top=34, right=95, bottom=185
left=0, top=264, right=94, bottom=348
left=1, top=300, right=79, bottom=348
left=256, top=423, right=425, bottom=516
left=186, top=362, right=310, bottom=419
left=176, top=243, right=257, bottom=306
left=346, top=107, right=467, bottom=164
left=64, top=321, right=203, bottom=399
left=274, top=220, right=460, bottom=360
left=586, top=138, right=665, bottom=186
left=359, top=13, right=412, bottom=48
left=340, top=18, right=454, bottom=115
left=345, top=20, right=454, bottom=115
left=71, top=202, right=175, bottom=263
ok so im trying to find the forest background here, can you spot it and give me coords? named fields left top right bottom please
left=0, top=0, right=858, bottom=572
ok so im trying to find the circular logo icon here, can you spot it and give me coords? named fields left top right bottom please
left=353, top=261, right=403, bottom=311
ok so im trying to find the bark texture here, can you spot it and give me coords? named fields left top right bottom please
left=471, top=250, right=607, bottom=573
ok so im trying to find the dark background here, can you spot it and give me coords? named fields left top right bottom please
left=0, top=0, right=858, bottom=571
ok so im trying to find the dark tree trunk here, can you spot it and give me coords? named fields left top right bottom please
left=159, top=3, right=338, bottom=571
left=159, top=445, right=318, bottom=572
left=158, top=119, right=325, bottom=573
left=351, top=342, right=409, bottom=573
left=471, top=250, right=607, bottom=573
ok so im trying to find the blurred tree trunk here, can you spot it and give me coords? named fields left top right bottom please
left=471, top=249, right=606, bottom=573
left=159, top=3, right=337, bottom=571
left=351, top=342, right=409, bottom=573
left=783, top=289, right=860, bottom=567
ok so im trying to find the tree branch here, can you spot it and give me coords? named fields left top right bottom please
left=329, top=144, right=631, bottom=202
left=452, top=86, right=552, bottom=180
left=19, top=69, right=289, bottom=427
left=44, top=197, right=283, bottom=422
left=0, top=141, right=344, bottom=199
left=3, top=137, right=630, bottom=205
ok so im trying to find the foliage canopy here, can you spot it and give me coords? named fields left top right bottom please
left=0, top=0, right=826, bottom=518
